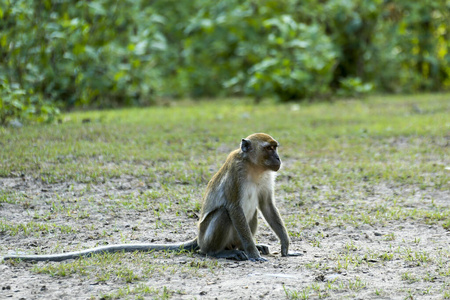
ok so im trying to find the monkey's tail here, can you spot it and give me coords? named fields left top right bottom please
left=2, top=238, right=199, bottom=262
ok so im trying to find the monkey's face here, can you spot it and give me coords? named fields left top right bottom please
left=263, top=144, right=281, bottom=172
left=241, top=133, right=282, bottom=172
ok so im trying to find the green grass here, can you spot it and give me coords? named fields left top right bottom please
left=0, top=220, right=76, bottom=236
left=31, top=251, right=217, bottom=281
left=1, top=93, right=449, bottom=299
left=101, top=284, right=175, bottom=300
left=1, top=94, right=448, bottom=187
left=284, top=278, right=367, bottom=299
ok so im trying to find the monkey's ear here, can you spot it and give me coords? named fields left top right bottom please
left=241, top=138, right=251, bottom=152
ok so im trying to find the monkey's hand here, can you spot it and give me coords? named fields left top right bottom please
left=281, top=251, right=303, bottom=257
left=247, top=247, right=268, bottom=262
left=281, top=245, right=303, bottom=257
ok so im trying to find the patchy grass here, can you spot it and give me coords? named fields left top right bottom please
left=1, top=93, right=449, bottom=299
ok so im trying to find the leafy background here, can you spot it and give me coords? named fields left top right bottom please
left=1, top=0, right=449, bottom=124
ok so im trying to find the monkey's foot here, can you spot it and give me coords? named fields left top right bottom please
left=249, top=256, right=268, bottom=262
left=212, top=249, right=249, bottom=261
left=256, top=244, right=270, bottom=255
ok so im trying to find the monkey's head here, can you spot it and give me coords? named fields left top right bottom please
left=240, top=133, right=281, bottom=172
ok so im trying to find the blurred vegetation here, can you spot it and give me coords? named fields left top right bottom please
left=1, top=0, right=449, bottom=124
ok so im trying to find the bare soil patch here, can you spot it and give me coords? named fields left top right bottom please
left=1, top=175, right=449, bottom=299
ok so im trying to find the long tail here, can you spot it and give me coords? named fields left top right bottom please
left=2, top=238, right=199, bottom=262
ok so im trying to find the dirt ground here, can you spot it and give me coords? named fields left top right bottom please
left=1, top=175, right=449, bottom=300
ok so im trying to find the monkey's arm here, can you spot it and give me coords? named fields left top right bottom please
left=259, top=195, right=302, bottom=257
left=2, top=239, right=198, bottom=262
left=228, top=205, right=266, bottom=262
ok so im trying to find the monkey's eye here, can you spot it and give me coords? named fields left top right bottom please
left=266, top=145, right=277, bottom=151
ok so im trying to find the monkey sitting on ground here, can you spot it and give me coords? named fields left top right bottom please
left=3, top=133, right=301, bottom=262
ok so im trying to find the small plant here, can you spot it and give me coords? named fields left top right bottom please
left=283, top=285, right=310, bottom=300
left=345, top=241, right=358, bottom=252
left=443, top=290, right=450, bottom=299
left=347, top=278, right=367, bottom=291
left=384, top=233, right=395, bottom=241
left=379, top=252, right=394, bottom=261
left=401, top=272, right=420, bottom=283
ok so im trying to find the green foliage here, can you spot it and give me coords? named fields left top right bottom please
left=183, top=1, right=337, bottom=101
left=321, top=0, right=383, bottom=88
left=337, top=77, right=373, bottom=97
left=1, top=0, right=449, bottom=122
left=0, top=79, right=60, bottom=125
left=0, top=0, right=165, bottom=124
left=376, top=1, right=450, bottom=93
left=229, top=15, right=336, bottom=101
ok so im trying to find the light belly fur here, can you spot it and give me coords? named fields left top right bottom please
left=241, top=182, right=259, bottom=221
left=241, top=172, right=274, bottom=222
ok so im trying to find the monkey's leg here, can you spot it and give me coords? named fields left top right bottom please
left=198, top=208, right=258, bottom=261
left=198, top=207, right=234, bottom=253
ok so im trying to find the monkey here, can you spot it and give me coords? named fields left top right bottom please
left=2, top=133, right=301, bottom=262
left=197, top=133, right=301, bottom=261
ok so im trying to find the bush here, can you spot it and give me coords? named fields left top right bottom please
left=180, top=1, right=337, bottom=101
left=0, top=0, right=449, bottom=121
left=0, top=0, right=164, bottom=110
left=0, top=79, right=60, bottom=126
left=238, top=18, right=336, bottom=101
